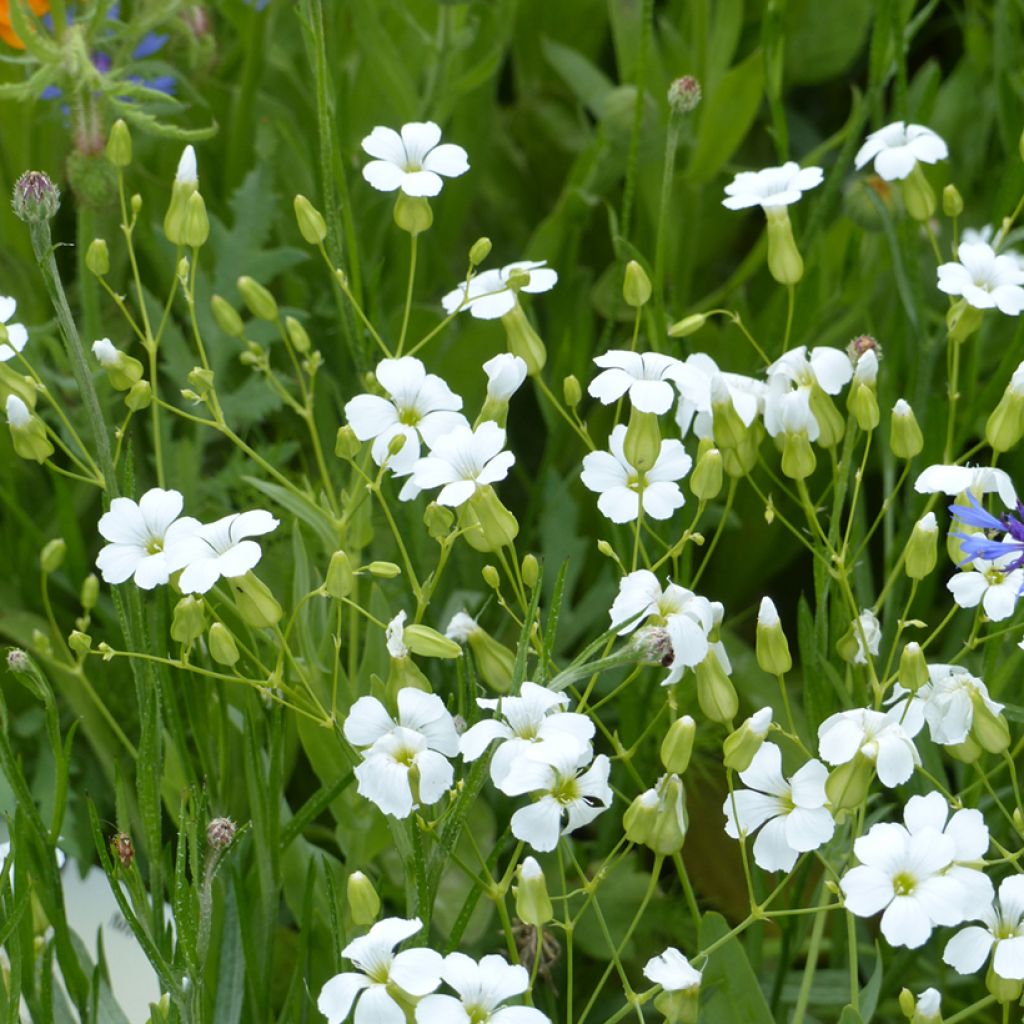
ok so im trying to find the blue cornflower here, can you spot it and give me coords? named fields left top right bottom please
left=950, top=490, right=1024, bottom=570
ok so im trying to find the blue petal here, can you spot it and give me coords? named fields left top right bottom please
left=133, top=32, right=168, bottom=60
left=949, top=492, right=1004, bottom=531
left=955, top=533, right=1024, bottom=561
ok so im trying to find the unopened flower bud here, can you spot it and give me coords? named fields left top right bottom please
left=93, top=338, right=144, bottom=391
left=347, top=871, right=380, bottom=926
left=106, top=119, right=132, bottom=167
left=469, top=237, right=491, bottom=267
left=624, top=407, right=661, bottom=474
left=211, top=294, right=244, bottom=337
left=710, top=378, right=748, bottom=450
left=723, top=707, right=773, bottom=772
left=970, top=693, right=1010, bottom=754
left=208, top=623, right=239, bottom=666
left=237, top=276, right=278, bottom=321
left=460, top=485, right=519, bottom=552
left=501, top=304, right=546, bottom=376
left=781, top=431, right=816, bottom=480
left=826, top=754, right=873, bottom=812
left=695, top=651, right=738, bottom=724
left=668, top=75, right=702, bottom=114
left=393, top=193, right=433, bottom=235
left=562, top=374, right=582, bottom=408
left=386, top=432, right=407, bottom=457
left=911, top=988, right=942, bottom=1023
left=171, top=596, right=207, bottom=646
left=905, top=513, right=938, bottom=580
left=808, top=387, right=846, bottom=448
left=423, top=502, right=454, bottom=540
left=228, top=572, right=282, bottom=629
left=12, top=171, right=60, bottom=224
left=7, top=395, right=54, bottom=462
left=6, top=648, right=29, bottom=673
left=367, top=561, right=401, bottom=579
left=207, top=816, right=236, bottom=849
left=985, top=365, right=1024, bottom=452
left=898, top=642, right=929, bottom=693
left=668, top=313, right=707, bottom=338
left=624, top=774, right=688, bottom=855
left=1013, top=808, right=1024, bottom=837
left=68, top=630, right=91, bottom=656
left=482, top=565, right=500, bottom=589
left=514, top=856, right=552, bottom=926
left=182, top=191, right=209, bottom=248
left=942, top=184, right=963, bottom=218
left=125, top=380, right=152, bottom=411
left=890, top=399, right=923, bottom=459
left=690, top=446, right=723, bottom=501
left=86, top=238, right=110, bottom=276
left=946, top=735, right=983, bottom=765
left=467, top=625, right=515, bottom=693
left=285, top=316, right=311, bottom=355
left=985, top=965, right=1021, bottom=1005
left=755, top=597, right=791, bottom=675
left=80, top=573, right=99, bottom=611
left=623, top=260, right=652, bottom=308
left=403, top=624, right=462, bottom=660
left=901, top=164, right=936, bottom=222
left=660, top=715, right=696, bottom=773
left=765, top=207, right=803, bottom=284
left=325, top=551, right=355, bottom=600
left=335, top=425, right=361, bottom=459
left=293, top=194, right=327, bottom=245
left=946, top=298, right=983, bottom=344
left=40, top=538, right=66, bottom=574
left=163, top=148, right=198, bottom=245
left=131, top=193, right=142, bottom=215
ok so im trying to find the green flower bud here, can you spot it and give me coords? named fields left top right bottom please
left=80, top=573, right=99, bottom=611
left=890, top=399, right=924, bottom=459
left=500, top=304, right=546, bottom=376
left=970, top=693, right=1010, bottom=754
left=12, top=171, right=60, bottom=224
left=695, top=652, right=737, bottom=724
left=905, top=513, right=938, bottom=580
left=468, top=627, right=515, bottom=693
left=755, top=597, right=792, bottom=675
left=667, top=313, right=707, bottom=338
left=469, top=237, right=492, bottom=267
left=720, top=426, right=761, bottom=478
left=826, top=754, right=873, bottom=812
left=208, top=623, right=239, bottom=666
left=211, top=294, right=245, bottom=337
left=623, top=407, right=661, bottom=474
left=623, top=774, right=688, bottom=855
left=668, top=74, right=702, bottom=114
left=237, top=276, right=278, bottom=321
left=690, top=446, right=723, bottom=501
left=106, top=119, right=132, bottom=167
left=171, top=596, right=207, bottom=646
left=125, top=380, right=152, bottom=411
left=163, top=150, right=198, bottom=246
left=660, top=715, right=696, bottom=773
left=68, top=630, right=91, bottom=656
left=781, top=431, right=816, bottom=480
left=367, top=561, right=402, bottom=578
left=562, top=374, right=582, bottom=408
left=946, top=735, right=983, bottom=765
left=482, top=565, right=501, bottom=589
left=7, top=396, right=54, bottom=463
left=131, top=193, right=143, bottom=215
left=901, top=164, right=936, bottom=222
left=986, top=963, right=1022, bottom=1005
left=93, top=338, right=144, bottom=392
left=623, top=260, right=652, bottom=308
left=1014, top=808, right=1024, bottom=837
left=459, top=485, right=519, bottom=553
left=325, top=551, right=355, bottom=600
left=898, top=642, right=929, bottom=693
left=514, top=856, right=553, bottom=927
left=848, top=381, right=879, bottom=431
left=985, top=368, right=1024, bottom=453
left=423, top=501, right=454, bottom=540
left=86, top=238, right=109, bottom=277
left=32, top=628, right=53, bottom=657
left=285, top=316, right=311, bottom=355
left=765, top=206, right=803, bottom=284
left=40, top=538, right=66, bottom=574
left=228, top=572, right=282, bottom=629
left=942, top=183, right=963, bottom=218
left=293, top=194, right=327, bottom=245
left=808, top=387, right=845, bottom=448
left=521, top=554, right=539, bottom=589
left=393, top=193, right=433, bottom=235
left=946, top=299, right=983, bottom=344
left=182, top=191, right=209, bottom=248
left=335, top=425, right=361, bottom=459
left=403, top=624, right=462, bottom=660
left=347, top=871, right=380, bottom=926
left=723, top=708, right=773, bottom=772
left=898, top=988, right=916, bottom=1020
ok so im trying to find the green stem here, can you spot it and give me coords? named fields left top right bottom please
left=791, top=901, right=828, bottom=1024
left=398, top=232, right=418, bottom=355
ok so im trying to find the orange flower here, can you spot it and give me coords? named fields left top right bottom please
left=0, top=0, right=50, bottom=50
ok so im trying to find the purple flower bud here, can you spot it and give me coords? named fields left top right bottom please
left=12, top=171, right=60, bottom=224
left=668, top=75, right=702, bottom=114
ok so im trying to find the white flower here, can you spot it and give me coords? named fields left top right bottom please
left=317, top=916, right=442, bottom=1024
left=947, top=554, right=1024, bottom=621
left=0, top=296, right=29, bottom=362
left=723, top=743, right=834, bottom=872
left=854, top=121, right=948, bottom=181
left=962, top=226, right=1024, bottom=272
left=5, top=394, right=30, bottom=428
left=914, top=463, right=1018, bottom=508
left=581, top=425, right=691, bottom=524
left=608, top=570, right=712, bottom=638
left=912, top=989, right=941, bottom=1023
left=817, top=706, right=923, bottom=787
left=441, top=261, right=558, bottom=321
left=176, top=145, right=198, bottom=184
left=498, top=743, right=612, bottom=852
left=483, top=354, right=528, bottom=401
left=344, top=357, right=466, bottom=478
left=96, top=488, right=201, bottom=590
left=890, top=664, right=1003, bottom=747
left=902, top=792, right=993, bottom=908
left=588, top=351, right=683, bottom=415
left=763, top=383, right=819, bottom=441
left=415, top=952, right=549, bottom=1024
left=343, top=690, right=460, bottom=820
left=173, top=510, right=279, bottom=594
left=722, top=162, right=824, bottom=209
left=386, top=611, right=409, bottom=659
left=661, top=606, right=718, bottom=686
left=642, top=947, right=701, bottom=992
left=91, top=338, right=122, bottom=367
left=850, top=609, right=882, bottom=665
left=938, top=242, right=1024, bottom=315
left=459, top=682, right=594, bottom=787
left=673, top=354, right=764, bottom=440
left=410, top=422, right=515, bottom=507
left=840, top=821, right=970, bottom=949
left=361, top=122, right=469, bottom=197
left=445, top=611, right=479, bottom=643
left=944, top=876, right=1024, bottom=981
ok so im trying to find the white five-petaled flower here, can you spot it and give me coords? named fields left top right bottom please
left=817, top=706, right=923, bottom=788
left=441, top=261, right=558, bottom=321
left=587, top=351, right=683, bottom=415
left=409, top=421, right=515, bottom=507
left=361, top=121, right=469, bottom=197
left=0, top=296, right=29, bottom=362
left=765, top=345, right=853, bottom=403
left=498, top=742, right=612, bottom=852
left=459, top=682, right=594, bottom=787
left=948, top=552, right=1024, bottom=621
left=723, top=742, right=835, bottom=872
left=944, top=875, right=1024, bottom=981
left=914, top=463, right=1018, bottom=508
left=938, top=242, right=1024, bottom=316
left=854, top=121, right=948, bottom=181
left=173, top=510, right=279, bottom=594
left=317, top=916, right=442, bottom=1024
left=581, top=424, right=692, bottom=524
left=344, top=357, right=466, bottom=479
left=415, top=952, right=550, bottom=1024
left=890, top=663, right=1004, bottom=748
left=840, top=821, right=973, bottom=949
left=96, top=488, right=201, bottom=590
left=483, top=354, right=528, bottom=401
left=642, top=947, right=702, bottom=992
left=722, top=162, right=824, bottom=209
left=608, top=570, right=712, bottom=637
left=343, top=690, right=460, bottom=820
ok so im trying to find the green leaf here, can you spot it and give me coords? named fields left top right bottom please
left=698, top=911, right=774, bottom=1024
left=839, top=1006, right=865, bottom=1024
left=212, top=884, right=246, bottom=1024
left=688, top=49, right=765, bottom=183
left=243, top=476, right=336, bottom=551
left=542, top=37, right=615, bottom=119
